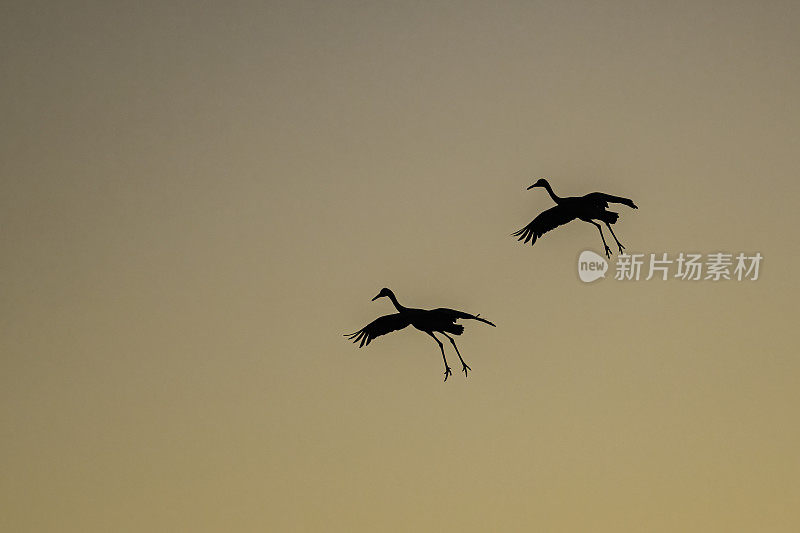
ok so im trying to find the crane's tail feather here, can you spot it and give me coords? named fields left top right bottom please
left=600, top=211, right=619, bottom=224
left=444, top=323, right=465, bottom=335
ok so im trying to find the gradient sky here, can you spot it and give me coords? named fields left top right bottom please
left=2, top=1, right=799, bottom=531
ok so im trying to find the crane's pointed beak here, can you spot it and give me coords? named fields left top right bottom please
left=526, top=184, right=536, bottom=190
left=371, top=294, right=380, bottom=301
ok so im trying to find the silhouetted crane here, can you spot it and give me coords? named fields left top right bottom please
left=513, top=178, right=638, bottom=257
left=345, top=288, right=496, bottom=381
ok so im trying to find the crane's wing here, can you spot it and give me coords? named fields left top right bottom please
left=584, top=192, right=638, bottom=209
left=432, top=308, right=496, bottom=327
left=512, top=204, right=577, bottom=245
left=345, top=313, right=411, bottom=347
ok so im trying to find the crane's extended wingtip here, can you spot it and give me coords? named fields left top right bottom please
left=475, top=314, right=496, bottom=327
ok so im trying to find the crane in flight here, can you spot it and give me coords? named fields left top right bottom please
left=512, top=178, right=638, bottom=257
left=345, top=288, right=495, bottom=381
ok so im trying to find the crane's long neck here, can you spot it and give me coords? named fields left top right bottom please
left=542, top=181, right=562, bottom=203
left=386, top=292, right=406, bottom=312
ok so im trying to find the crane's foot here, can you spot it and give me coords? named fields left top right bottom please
left=604, top=245, right=612, bottom=258
left=443, top=366, right=453, bottom=381
left=617, top=243, right=625, bottom=253
left=461, top=362, right=471, bottom=377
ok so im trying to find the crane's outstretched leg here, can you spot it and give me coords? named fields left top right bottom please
left=604, top=222, right=625, bottom=252
left=441, top=332, right=471, bottom=377
left=588, top=221, right=612, bottom=257
left=427, top=332, right=452, bottom=381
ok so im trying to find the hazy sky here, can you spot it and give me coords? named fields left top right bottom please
left=2, top=1, right=799, bottom=531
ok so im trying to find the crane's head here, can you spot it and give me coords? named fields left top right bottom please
left=527, top=178, right=549, bottom=190
left=372, top=288, right=393, bottom=301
